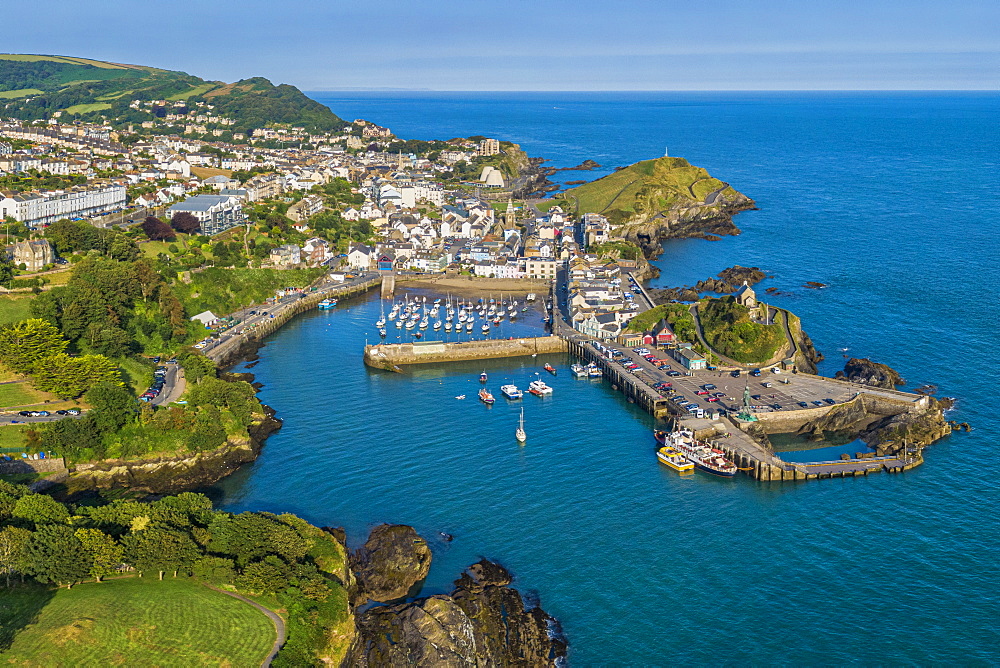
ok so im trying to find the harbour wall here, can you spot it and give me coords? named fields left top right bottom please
left=208, top=276, right=380, bottom=368
left=364, top=336, right=568, bottom=369
left=565, top=339, right=673, bottom=418
left=753, top=385, right=928, bottom=433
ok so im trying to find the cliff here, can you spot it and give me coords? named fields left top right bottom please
left=61, top=408, right=281, bottom=498
left=560, top=156, right=756, bottom=258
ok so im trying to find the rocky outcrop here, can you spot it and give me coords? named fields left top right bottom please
left=622, top=195, right=755, bottom=259
left=836, top=358, right=905, bottom=389
left=348, top=559, right=566, bottom=666
left=794, top=329, right=824, bottom=375
left=861, top=399, right=953, bottom=455
left=350, top=524, right=432, bottom=603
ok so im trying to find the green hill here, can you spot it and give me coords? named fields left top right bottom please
left=0, top=54, right=342, bottom=134
left=560, top=156, right=746, bottom=225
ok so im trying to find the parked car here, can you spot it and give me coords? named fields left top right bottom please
left=703, top=384, right=717, bottom=390
left=67, top=409, right=80, bottom=416
left=824, top=398, right=836, bottom=405
left=798, top=401, right=809, bottom=408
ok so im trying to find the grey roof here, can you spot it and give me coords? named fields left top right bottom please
left=168, top=194, right=234, bottom=212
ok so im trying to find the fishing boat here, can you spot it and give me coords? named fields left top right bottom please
left=570, top=363, right=587, bottom=378
left=480, top=371, right=488, bottom=382
left=317, top=298, right=337, bottom=310
left=500, top=384, right=522, bottom=399
left=587, top=362, right=603, bottom=378
left=657, top=444, right=694, bottom=473
left=515, top=408, right=527, bottom=443
left=478, top=388, right=495, bottom=405
left=654, top=429, right=737, bottom=477
left=528, top=379, right=553, bottom=396
left=543, top=363, right=557, bottom=375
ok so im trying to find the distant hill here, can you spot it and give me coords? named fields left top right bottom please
left=0, top=54, right=342, bottom=134
left=560, top=156, right=748, bottom=225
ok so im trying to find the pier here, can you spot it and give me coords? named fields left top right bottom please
left=564, top=339, right=673, bottom=418
left=364, top=336, right=567, bottom=370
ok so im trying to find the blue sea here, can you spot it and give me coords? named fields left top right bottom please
left=214, top=92, right=999, bottom=664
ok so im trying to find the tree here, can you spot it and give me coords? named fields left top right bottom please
left=87, top=381, right=137, bottom=432
left=25, top=524, right=89, bottom=587
left=13, top=493, right=70, bottom=526
left=74, top=528, right=124, bottom=582
left=235, top=555, right=288, bottom=594
left=31, top=353, right=122, bottom=399
left=124, top=527, right=201, bottom=579
left=192, top=555, right=236, bottom=584
left=171, top=212, right=201, bottom=235
left=141, top=215, right=176, bottom=241
left=0, top=319, right=68, bottom=375
left=0, top=526, right=32, bottom=585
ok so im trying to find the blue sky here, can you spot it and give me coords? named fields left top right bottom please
left=4, top=0, right=997, bottom=90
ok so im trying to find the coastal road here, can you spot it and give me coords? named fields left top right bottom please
left=152, top=365, right=186, bottom=406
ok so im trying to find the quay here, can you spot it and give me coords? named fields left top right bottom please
left=364, top=336, right=567, bottom=371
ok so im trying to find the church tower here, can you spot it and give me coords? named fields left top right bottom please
left=504, top=198, right=517, bottom=229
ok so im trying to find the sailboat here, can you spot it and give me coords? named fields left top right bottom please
left=515, top=408, right=527, bottom=443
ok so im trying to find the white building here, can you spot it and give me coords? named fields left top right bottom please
left=0, top=182, right=127, bottom=227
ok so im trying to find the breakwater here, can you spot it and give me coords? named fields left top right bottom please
left=364, top=336, right=567, bottom=370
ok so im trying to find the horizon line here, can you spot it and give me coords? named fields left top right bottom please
left=305, top=88, right=1000, bottom=93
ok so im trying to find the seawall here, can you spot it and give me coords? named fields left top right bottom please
left=364, top=336, right=567, bottom=369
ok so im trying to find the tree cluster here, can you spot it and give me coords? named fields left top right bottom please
left=0, top=319, right=120, bottom=399
left=140, top=216, right=176, bottom=242
left=0, top=484, right=347, bottom=665
left=44, top=219, right=139, bottom=262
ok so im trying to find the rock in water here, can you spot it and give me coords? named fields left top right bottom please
left=350, top=524, right=432, bottom=602
left=349, top=559, right=566, bottom=666
left=836, top=358, right=905, bottom=389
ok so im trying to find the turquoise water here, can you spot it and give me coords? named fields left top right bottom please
left=214, top=93, right=999, bottom=664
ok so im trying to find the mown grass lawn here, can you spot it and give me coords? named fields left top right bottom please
left=0, top=296, right=34, bottom=325
left=0, top=382, right=47, bottom=409
left=0, top=577, right=275, bottom=667
left=0, top=424, right=29, bottom=452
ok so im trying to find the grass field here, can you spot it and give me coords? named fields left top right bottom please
left=64, top=103, right=113, bottom=115
left=0, top=578, right=275, bottom=667
left=0, top=382, right=48, bottom=409
left=167, top=83, right=217, bottom=101
left=119, top=356, right=154, bottom=396
left=0, top=88, right=44, bottom=99
left=0, top=424, right=29, bottom=452
left=190, top=166, right=233, bottom=180
left=0, top=296, right=34, bottom=325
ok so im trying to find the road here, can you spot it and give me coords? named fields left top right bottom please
left=205, top=585, right=285, bottom=667
left=152, top=365, right=185, bottom=406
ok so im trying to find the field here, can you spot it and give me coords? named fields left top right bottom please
left=0, top=295, right=33, bottom=325
left=0, top=382, right=47, bottom=409
left=64, top=103, right=112, bottom=115
left=176, top=267, right=323, bottom=316
left=0, top=424, right=28, bottom=453
left=0, top=578, right=276, bottom=667
left=0, top=88, right=43, bottom=99
left=167, top=83, right=217, bottom=101
left=190, top=166, right=234, bottom=180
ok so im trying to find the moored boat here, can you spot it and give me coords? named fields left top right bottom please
left=478, top=388, right=495, bottom=404
left=657, top=445, right=695, bottom=472
left=500, top=384, right=523, bottom=399
left=528, top=379, right=553, bottom=396
left=515, top=407, right=527, bottom=443
left=317, top=298, right=337, bottom=310
left=570, top=363, right=587, bottom=378
left=480, top=371, right=488, bottom=382
left=654, top=429, right=737, bottom=477
left=587, top=362, right=603, bottom=378
left=543, top=363, right=556, bottom=375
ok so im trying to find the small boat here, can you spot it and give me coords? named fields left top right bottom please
left=515, top=408, right=527, bottom=443
left=433, top=321, right=442, bottom=330
left=466, top=322, right=473, bottom=332
left=479, top=388, right=495, bottom=404
left=543, top=363, right=556, bottom=375
left=455, top=394, right=466, bottom=400
left=482, top=324, right=490, bottom=333
left=500, top=384, right=522, bottom=399
left=480, top=371, right=488, bottom=383
left=657, top=445, right=695, bottom=472
left=587, top=362, right=603, bottom=378
left=528, top=379, right=553, bottom=396
left=444, top=322, right=452, bottom=331
left=526, top=293, right=536, bottom=302
left=414, top=332, right=422, bottom=339
left=317, top=298, right=337, bottom=310
left=654, top=429, right=737, bottom=477
left=570, top=363, right=587, bottom=378
left=379, top=328, right=387, bottom=338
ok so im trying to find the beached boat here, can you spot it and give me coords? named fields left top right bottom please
left=515, top=408, right=527, bottom=443
left=478, top=388, right=495, bottom=405
left=500, top=384, right=523, bottom=399
left=654, top=429, right=737, bottom=477
left=657, top=445, right=695, bottom=472
left=528, top=379, right=553, bottom=396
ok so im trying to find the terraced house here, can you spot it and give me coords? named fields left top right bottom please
left=0, top=181, right=127, bottom=227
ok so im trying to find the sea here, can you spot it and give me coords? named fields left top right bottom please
left=213, top=92, right=999, bottom=664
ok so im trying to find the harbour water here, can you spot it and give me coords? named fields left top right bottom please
left=214, top=93, right=998, bottom=663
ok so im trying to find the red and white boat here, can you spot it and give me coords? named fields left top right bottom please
left=654, top=429, right=737, bottom=477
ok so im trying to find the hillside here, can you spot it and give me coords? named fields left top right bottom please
left=556, top=156, right=757, bottom=256
left=0, top=54, right=342, bottom=134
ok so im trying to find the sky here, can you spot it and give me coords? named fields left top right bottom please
left=3, top=0, right=998, bottom=90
